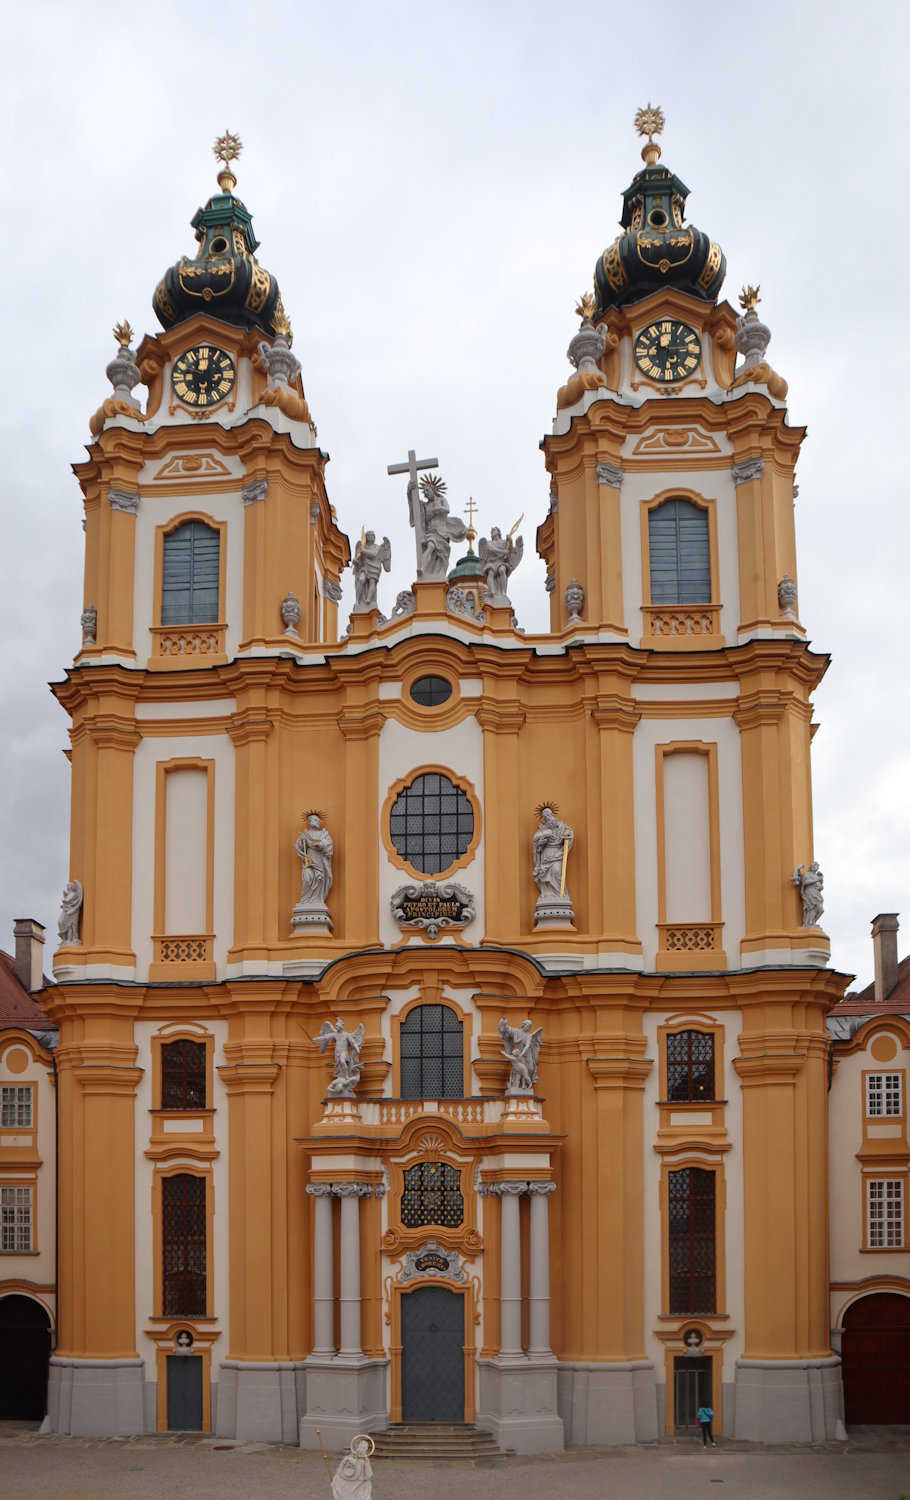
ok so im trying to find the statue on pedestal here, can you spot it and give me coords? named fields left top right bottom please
left=478, top=522, right=523, bottom=604
left=532, top=804, right=575, bottom=928
left=292, top=814, right=334, bottom=932
left=413, top=474, right=467, bottom=578
left=315, top=1018, right=365, bottom=1098
left=352, top=530, right=391, bottom=611
left=58, top=879, right=83, bottom=946
left=791, top=861, right=824, bottom=928
left=498, top=1017, right=542, bottom=1094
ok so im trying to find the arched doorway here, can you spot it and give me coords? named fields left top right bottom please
left=0, top=1295, right=52, bottom=1420
left=842, top=1292, right=910, bottom=1423
left=401, top=1285, right=465, bottom=1421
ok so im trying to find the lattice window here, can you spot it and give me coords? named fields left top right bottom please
left=401, top=1161, right=464, bottom=1229
left=667, top=1032, right=715, bottom=1102
left=161, top=1041, right=207, bottom=1110
left=0, top=1186, right=32, bottom=1251
left=162, top=521, right=220, bottom=626
left=388, top=773, right=474, bottom=875
left=162, top=1174, right=206, bottom=1316
left=400, top=1004, right=464, bottom=1100
left=648, top=499, right=710, bottom=605
left=668, top=1168, right=716, bottom=1314
left=1, top=1086, right=33, bottom=1128
left=866, top=1073, right=903, bottom=1118
left=868, top=1179, right=905, bottom=1249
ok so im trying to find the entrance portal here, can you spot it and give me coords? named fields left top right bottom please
left=401, top=1285, right=464, bottom=1421
left=842, top=1292, right=910, bottom=1424
left=0, top=1294, right=52, bottom=1420
left=673, top=1355, right=712, bottom=1432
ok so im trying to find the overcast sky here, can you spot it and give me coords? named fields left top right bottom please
left=0, top=0, right=906, bottom=991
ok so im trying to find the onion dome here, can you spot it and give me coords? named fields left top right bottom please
left=593, top=105, right=725, bottom=318
left=153, top=132, right=284, bottom=337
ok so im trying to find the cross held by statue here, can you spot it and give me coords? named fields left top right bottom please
left=387, top=448, right=438, bottom=561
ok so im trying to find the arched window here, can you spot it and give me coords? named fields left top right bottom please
left=162, top=1174, right=206, bottom=1317
left=162, top=521, right=220, bottom=625
left=648, top=499, right=710, bottom=605
left=400, top=1004, right=464, bottom=1099
left=666, top=1031, right=715, bottom=1102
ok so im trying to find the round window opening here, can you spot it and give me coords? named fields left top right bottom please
left=389, top=772, right=474, bottom=875
left=410, top=675, right=453, bottom=707
left=210, top=236, right=228, bottom=255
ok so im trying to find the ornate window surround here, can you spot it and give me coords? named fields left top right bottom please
left=658, top=1155, right=727, bottom=1321
left=151, top=1163, right=214, bottom=1320
left=390, top=994, right=474, bottom=1101
left=381, top=766, right=482, bottom=884
left=147, top=1024, right=218, bottom=1165
left=639, top=488, right=723, bottom=650
left=149, top=510, right=228, bottom=669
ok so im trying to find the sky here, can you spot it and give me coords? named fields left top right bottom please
left=0, top=0, right=907, bottom=992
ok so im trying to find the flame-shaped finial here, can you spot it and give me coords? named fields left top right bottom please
left=739, top=284, right=762, bottom=311
left=575, top=291, right=596, bottom=321
left=112, top=320, right=134, bottom=350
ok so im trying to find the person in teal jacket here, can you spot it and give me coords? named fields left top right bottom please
left=697, top=1404, right=715, bottom=1446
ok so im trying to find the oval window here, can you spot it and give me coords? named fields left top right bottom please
left=410, top=676, right=452, bottom=707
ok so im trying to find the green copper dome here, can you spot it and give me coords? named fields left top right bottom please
left=153, top=134, right=284, bottom=337
left=594, top=116, right=725, bottom=318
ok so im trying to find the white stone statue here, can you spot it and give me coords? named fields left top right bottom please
left=533, top=807, right=573, bottom=901
left=315, top=1018, right=365, bottom=1098
left=330, top=1434, right=374, bottom=1498
left=57, top=879, right=83, bottom=946
left=791, top=861, right=824, bottom=927
left=478, top=525, right=523, bottom=602
left=498, top=1017, right=542, bottom=1094
left=292, top=814, right=334, bottom=932
left=413, top=474, right=467, bottom=578
left=352, top=530, right=391, bottom=611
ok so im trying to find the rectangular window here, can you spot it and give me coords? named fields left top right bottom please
left=0, top=1186, right=33, bottom=1251
left=866, top=1073, right=903, bottom=1117
left=668, top=1168, right=716, bottom=1313
left=162, top=1174, right=207, bottom=1316
left=868, top=1179, right=905, bottom=1248
left=0, top=1086, right=33, bottom=1128
left=667, top=1031, right=715, bottom=1102
left=161, top=1041, right=207, bottom=1110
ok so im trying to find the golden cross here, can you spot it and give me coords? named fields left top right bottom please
left=464, top=496, right=478, bottom=530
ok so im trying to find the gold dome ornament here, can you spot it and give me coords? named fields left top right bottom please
left=634, top=101, right=665, bottom=166
left=213, top=129, right=242, bottom=194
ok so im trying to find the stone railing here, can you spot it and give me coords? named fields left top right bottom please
left=149, top=623, right=227, bottom=659
left=641, top=604, right=721, bottom=642
left=657, top=922, right=723, bottom=953
left=152, top=934, right=212, bottom=964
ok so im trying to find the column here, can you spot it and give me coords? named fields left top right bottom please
left=528, top=1182, right=556, bottom=1357
left=307, top=1185, right=335, bottom=1356
left=336, top=1184, right=371, bottom=1359
left=498, top=1184, right=524, bottom=1358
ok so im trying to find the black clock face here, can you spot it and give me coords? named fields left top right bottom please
left=172, top=345, right=236, bottom=407
left=633, top=320, right=702, bottom=383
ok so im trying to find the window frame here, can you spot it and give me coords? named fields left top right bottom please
left=155, top=1168, right=212, bottom=1319
left=160, top=1040, right=208, bottom=1111
left=398, top=1002, right=466, bottom=1101
left=641, top=491, right=720, bottom=610
left=865, top=1072, right=904, bottom=1119
left=1, top=1085, right=34, bottom=1128
left=150, top=511, right=228, bottom=667
left=391, top=995, right=473, bottom=1100
left=667, top=1165, right=717, bottom=1315
left=865, top=1176, right=906, bottom=1250
left=160, top=518, right=223, bottom=627
left=0, top=1183, right=33, bottom=1253
left=382, top=766, right=482, bottom=883
left=665, top=1030, right=716, bottom=1103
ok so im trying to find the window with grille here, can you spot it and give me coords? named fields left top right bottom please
left=161, top=1041, right=207, bottom=1110
left=388, top=772, right=474, bottom=875
left=668, top=1168, right=716, bottom=1314
left=1, top=1086, right=33, bottom=1128
left=866, top=1073, right=903, bottom=1118
left=867, top=1179, right=905, bottom=1248
left=162, top=1174, right=207, bottom=1316
left=161, top=521, right=220, bottom=626
left=401, top=1161, right=464, bottom=1229
left=400, top=1004, right=464, bottom=1099
left=648, top=499, right=711, bottom=604
left=0, top=1186, right=32, bottom=1252
left=667, top=1032, right=715, bottom=1102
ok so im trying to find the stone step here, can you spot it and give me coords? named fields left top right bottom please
left=368, top=1423, right=506, bottom=1462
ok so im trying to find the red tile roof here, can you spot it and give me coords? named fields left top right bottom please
left=0, top=951, right=57, bottom=1030
left=832, top=955, right=910, bottom=1016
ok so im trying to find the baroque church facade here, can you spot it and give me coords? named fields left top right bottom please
left=5, top=114, right=888, bottom=1447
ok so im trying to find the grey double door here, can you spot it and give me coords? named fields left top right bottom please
left=401, top=1286, right=464, bottom=1421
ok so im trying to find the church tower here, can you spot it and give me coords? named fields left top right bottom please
left=41, top=116, right=846, bottom=1448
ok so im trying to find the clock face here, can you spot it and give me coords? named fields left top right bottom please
left=171, top=345, right=236, bottom=408
left=633, top=319, right=702, bottom=383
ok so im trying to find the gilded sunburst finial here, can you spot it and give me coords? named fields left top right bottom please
left=634, top=102, right=665, bottom=165
left=213, top=130, right=243, bottom=193
left=575, top=291, right=596, bottom=320
left=112, top=320, right=134, bottom=350
left=739, top=284, right=761, bottom=311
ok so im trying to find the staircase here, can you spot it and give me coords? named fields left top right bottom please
left=368, top=1423, right=507, bottom=1463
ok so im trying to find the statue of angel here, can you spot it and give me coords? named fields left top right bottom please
left=352, top=530, right=391, bottom=611
left=57, top=879, right=83, bottom=946
left=478, top=523, right=523, bottom=602
left=498, top=1017, right=542, bottom=1094
left=315, top=1017, right=365, bottom=1097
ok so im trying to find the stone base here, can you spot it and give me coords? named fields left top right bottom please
left=476, top=1355, right=564, bottom=1454
left=317, top=1097, right=362, bottom=1125
left=556, top=1360, right=658, bottom=1446
left=299, top=1355, right=389, bottom=1450
left=533, top=898, right=575, bottom=931
left=215, top=1360, right=305, bottom=1442
left=291, top=903, right=333, bottom=934
left=733, top=1357, right=843, bottom=1442
left=47, top=1357, right=147, bottom=1436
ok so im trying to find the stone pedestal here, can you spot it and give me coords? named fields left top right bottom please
left=216, top=1360, right=305, bottom=1442
left=733, top=1357, right=844, bottom=1442
left=476, top=1355, right=564, bottom=1453
left=555, top=1360, right=658, bottom=1445
left=533, top=896, right=575, bottom=930
left=47, top=1356, right=147, bottom=1436
left=291, top=901, right=333, bottom=934
left=299, top=1356, right=389, bottom=1449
